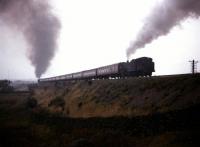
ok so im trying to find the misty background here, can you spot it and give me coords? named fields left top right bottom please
left=0, top=0, right=60, bottom=79
left=0, top=0, right=200, bottom=80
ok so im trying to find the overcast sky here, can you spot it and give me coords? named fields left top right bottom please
left=0, top=0, right=200, bottom=80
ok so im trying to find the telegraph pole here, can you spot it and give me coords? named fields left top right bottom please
left=189, top=60, right=198, bottom=74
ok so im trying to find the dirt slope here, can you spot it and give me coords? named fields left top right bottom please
left=1, top=76, right=200, bottom=147
left=33, top=74, right=200, bottom=117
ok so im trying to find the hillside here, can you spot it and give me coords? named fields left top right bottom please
left=33, top=74, right=200, bottom=117
left=1, top=74, right=200, bottom=147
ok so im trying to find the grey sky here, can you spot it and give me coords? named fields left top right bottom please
left=0, top=0, right=200, bottom=80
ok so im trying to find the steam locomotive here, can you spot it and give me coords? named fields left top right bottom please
left=38, top=57, right=155, bottom=83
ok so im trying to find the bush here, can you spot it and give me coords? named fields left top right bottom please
left=27, top=97, right=38, bottom=108
left=49, top=96, right=65, bottom=108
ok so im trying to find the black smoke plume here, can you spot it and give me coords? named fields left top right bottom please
left=127, top=0, right=200, bottom=59
left=0, top=0, right=60, bottom=78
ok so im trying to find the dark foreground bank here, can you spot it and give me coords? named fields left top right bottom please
left=0, top=92, right=200, bottom=147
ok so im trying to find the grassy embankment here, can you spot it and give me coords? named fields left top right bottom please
left=34, top=74, right=200, bottom=117
left=0, top=74, right=200, bottom=147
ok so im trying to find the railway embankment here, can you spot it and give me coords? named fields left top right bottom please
left=32, top=74, right=200, bottom=118
left=0, top=74, right=200, bottom=147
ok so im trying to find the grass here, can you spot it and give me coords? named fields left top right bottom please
left=33, top=74, right=200, bottom=118
left=48, top=96, right=65, bottom=108
left=1, top=74, right=199, bottom=146
left=0, top=92, right=200, bottom=147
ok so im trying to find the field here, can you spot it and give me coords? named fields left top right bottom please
left=0, top=74, right=200, bottom=147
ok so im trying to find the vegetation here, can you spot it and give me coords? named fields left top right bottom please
left=0, top=74, right=200, bottom=146
left=35, top=74, right=200, bottom=117
left=0, top=92, right=200, bottom=147
left=0, top=80, right=14, bottom=93
left=48, top=96, right=65, bottom=109
left=27, top=97, right=38, bottom=108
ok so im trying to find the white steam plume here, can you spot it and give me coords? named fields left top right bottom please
left=127, top=0, right=200, bottom=59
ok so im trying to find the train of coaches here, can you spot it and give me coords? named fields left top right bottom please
left=38, top=57, right=155, bottom=83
